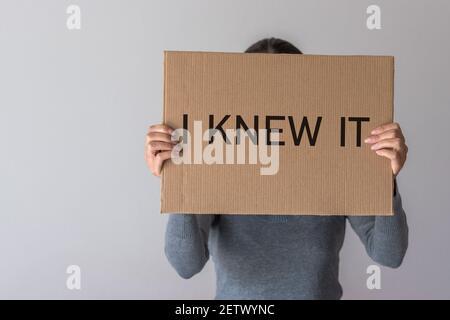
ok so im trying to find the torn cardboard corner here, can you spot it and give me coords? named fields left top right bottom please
left=161, top=51, right=394, bottom=216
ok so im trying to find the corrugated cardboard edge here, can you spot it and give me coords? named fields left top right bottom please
left=162, top=51, right=396, bottom=58
left=389, top=56, right=396, bottom=215
left=160, top=51, right=168, bottom=214
left=379, top=55, right=395, bottom=216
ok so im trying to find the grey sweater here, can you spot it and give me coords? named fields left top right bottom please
left=164, top=192, right=408, bottom=300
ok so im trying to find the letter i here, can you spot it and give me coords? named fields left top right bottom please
left=340, top=117, right=346, bottom=147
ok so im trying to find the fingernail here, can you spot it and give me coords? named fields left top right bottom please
left=371, top=145, right=376, bottom=150
left=364, top=138, right=370, bottom=143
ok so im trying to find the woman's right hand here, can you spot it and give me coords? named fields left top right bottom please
left=145, top=124, right=176, bottom=177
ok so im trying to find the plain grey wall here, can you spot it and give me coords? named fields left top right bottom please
left=0, top=0, right=449, bottom=299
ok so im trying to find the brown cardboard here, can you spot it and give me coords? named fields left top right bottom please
left=161, top=51, right=394, bottom=215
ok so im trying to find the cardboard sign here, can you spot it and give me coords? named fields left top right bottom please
left=161, top=51, right=394, bottom=215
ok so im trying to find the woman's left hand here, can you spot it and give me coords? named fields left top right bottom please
left=364, top=122, right=408, bottom=176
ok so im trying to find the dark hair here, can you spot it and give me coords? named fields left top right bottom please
left=245, top=37, right=302, bottom=54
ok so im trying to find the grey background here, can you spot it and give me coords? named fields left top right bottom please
left=0, top=0, right=449, bottom=299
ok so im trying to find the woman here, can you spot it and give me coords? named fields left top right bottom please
left=145, top=38, right=408, bottom=299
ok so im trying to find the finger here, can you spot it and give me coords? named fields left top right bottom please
left=365, top=129, right=404, bottom=144
left=153, top=151, right=172, bottom=176
left=371, top=122, right=400, bottom=135
left=149, top=141, right=175, bottom=155
left=148, top=124, right=173, bottom=135
left=370, top=138, right=403, bottom=151
left=375, top=148, right=398, bottom=160
left=147, top=132, right=176, bottom=144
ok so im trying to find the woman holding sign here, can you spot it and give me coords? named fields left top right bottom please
left=145, top=38, right=408, bottom=299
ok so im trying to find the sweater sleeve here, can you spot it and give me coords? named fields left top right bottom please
left=164, top=214, right=216, bottom=279
left=347, top=191, right=409, bottom=268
